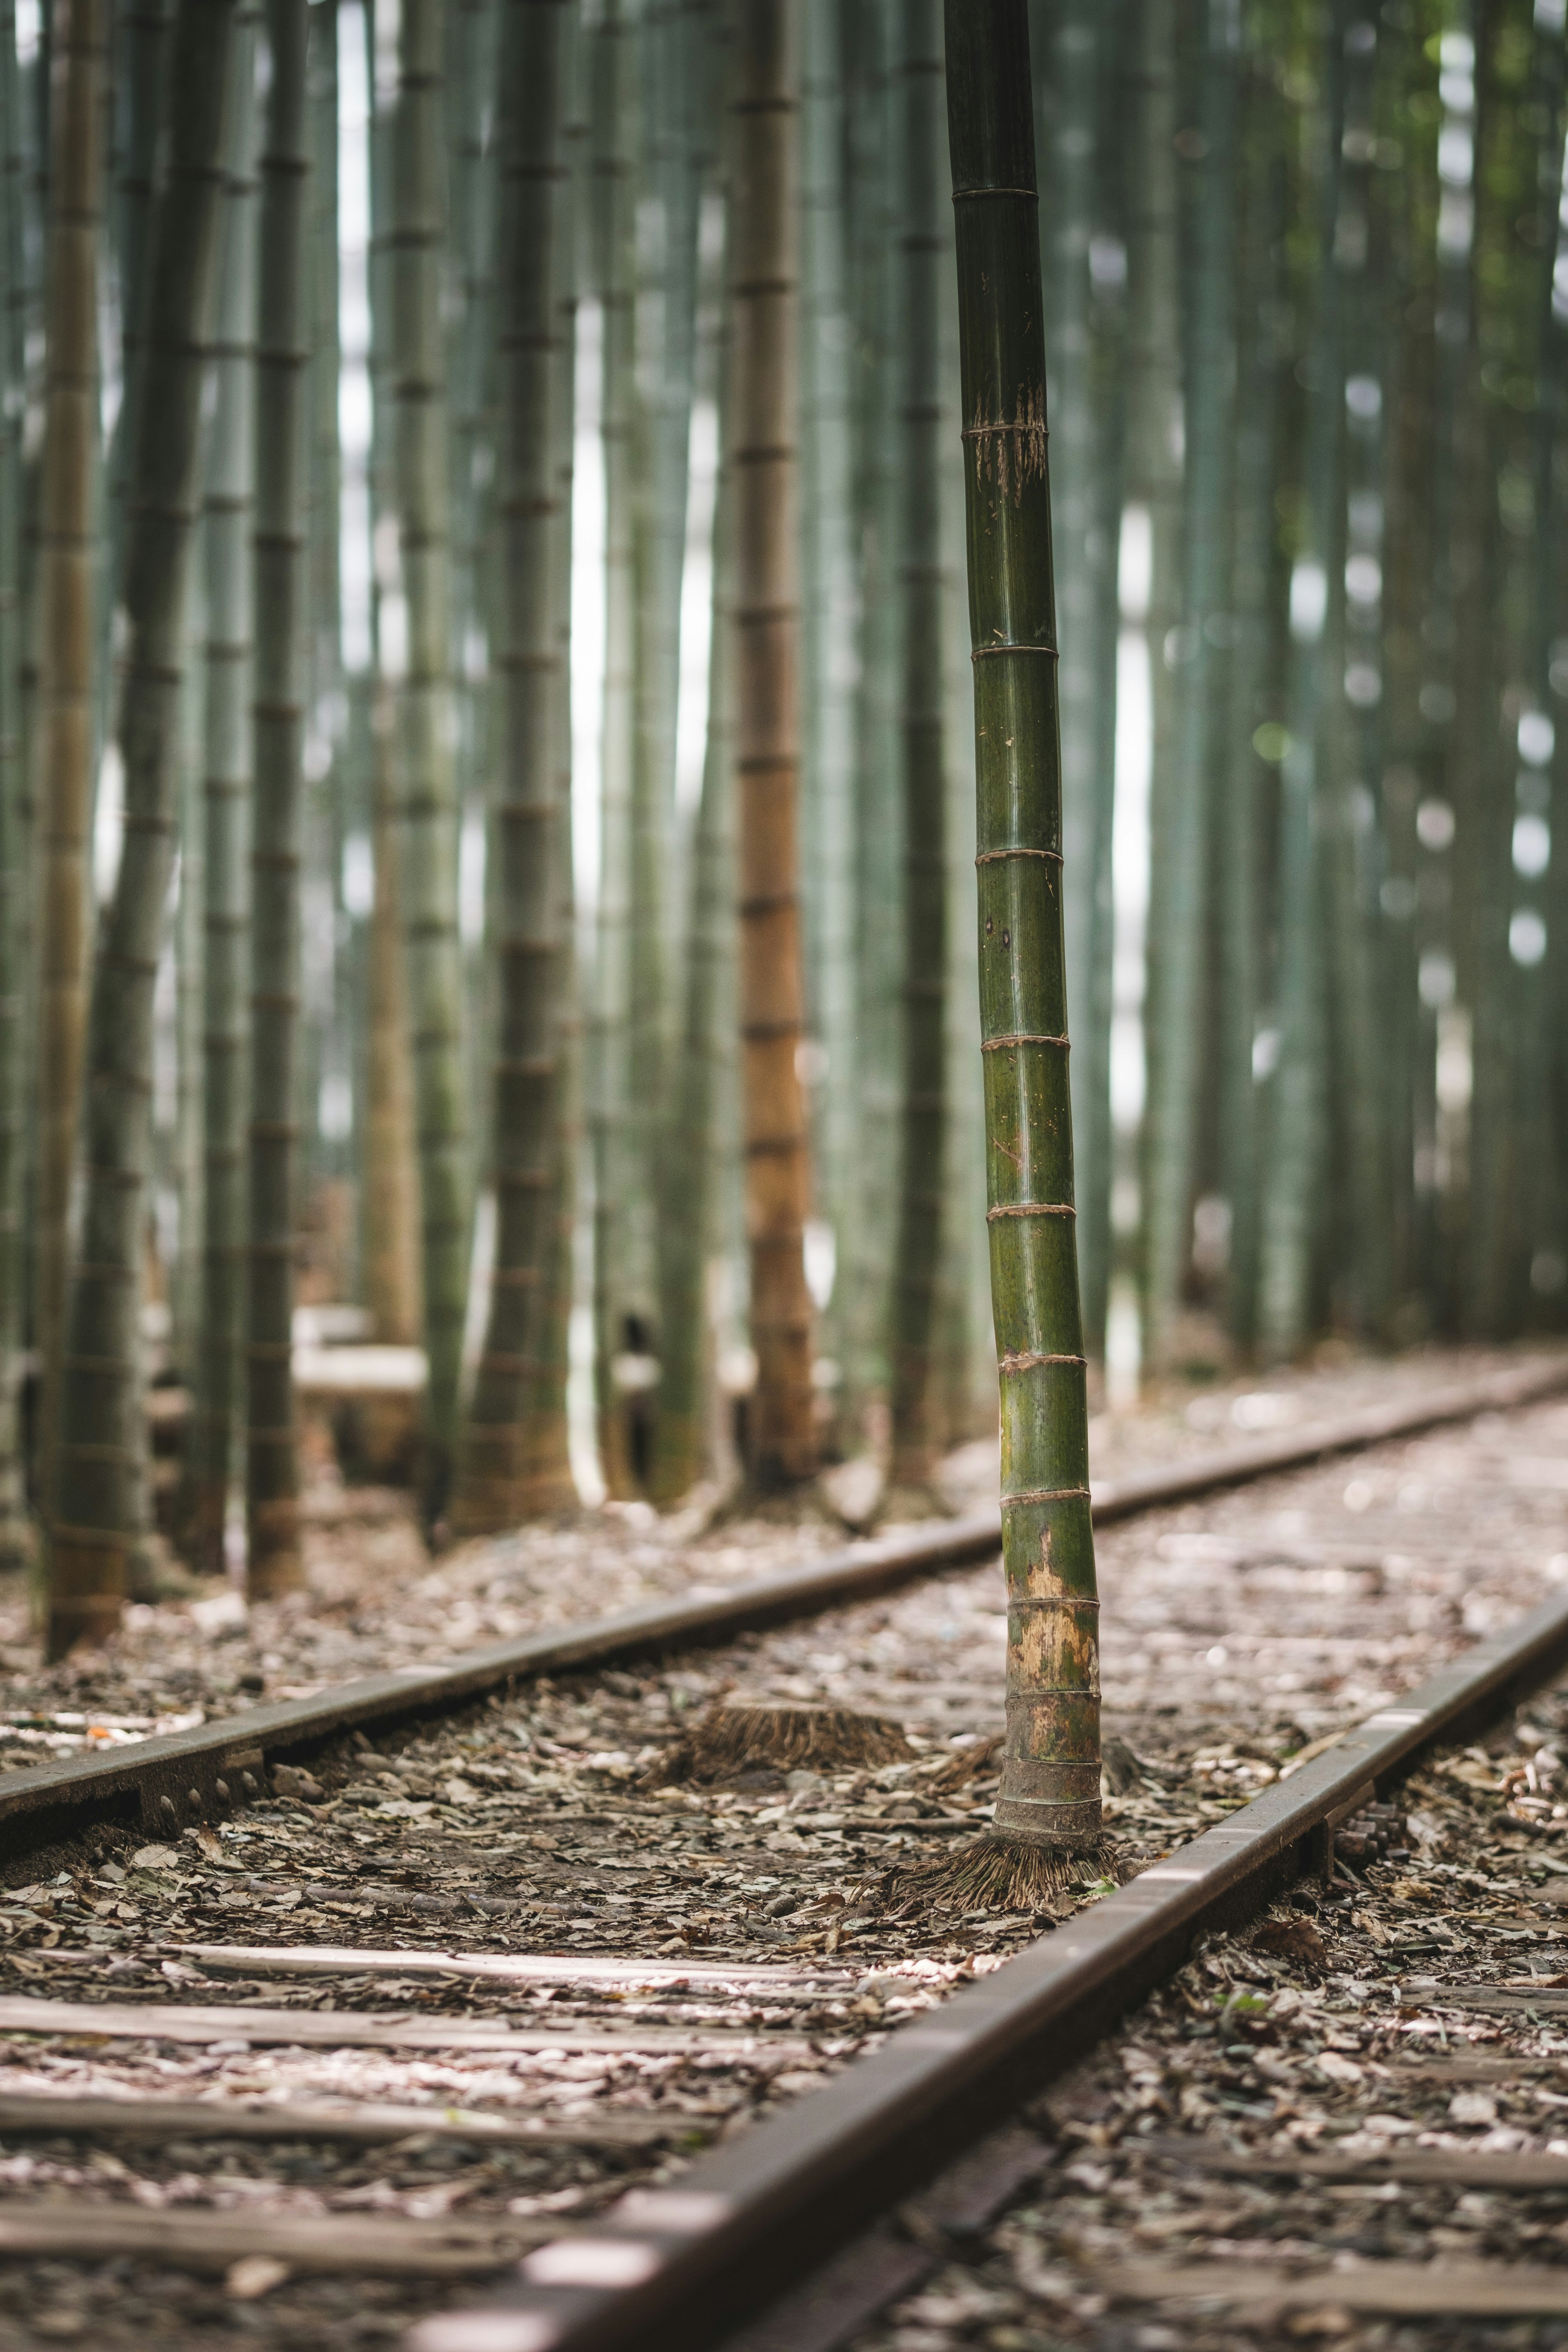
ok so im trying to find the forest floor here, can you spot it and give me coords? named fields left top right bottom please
left=0, top=1344, right=1565, bottom=2346
left=0, top=1339, right=1554, bottom=1743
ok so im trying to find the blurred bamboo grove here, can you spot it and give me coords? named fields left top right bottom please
left=0, top=0, right=1565, bottom=1648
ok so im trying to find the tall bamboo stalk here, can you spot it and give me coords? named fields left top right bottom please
left=945, top=0, right=1102, bottom=1864
left=180, top=0, right=261, bottom=1572
left=523, top=2, right=583, bottom=1515
left=305, top=0, right=349, bottom=1204
left=98, top=0, right=169, bottom=768
left=389, top=0, right=472, bottom=1530
left=1216, top=32, right=1283, bottom=1351
left=730, top=0, right=814, bottom=1487
left=888, top=0, right=946, bottom=1490
left=1121, top=0, right=1181, bottom=1368
left=452, top=0, right=570, bottom=1536
left=48, top=0, right=236, bottom=1657
left=362, top=0, right=423, bottom=1350
left=629, top=0, right=702, bottom=1341
left=245, top=0, right=310, bottom=1599
left=1257, top=6, right=1347, bottom=1357
left=650, top=245, right=730, bottom=1508
left=33, top=0, right=109, bottom=1544
left=588, top=0, right=639, bottom=1494
left=0, top=0, right=27, bottom=1568
left=842, top=0, right=900, bottom=1436
left=1142, top=0, right=1238, bottom=1365
left=1033, top=0, right=1116, bottom=1362
left=797, top=0, right=855, bottom=1442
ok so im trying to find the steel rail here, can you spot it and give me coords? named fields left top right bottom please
left=2, top=1352, right=1564, bottom=1862
left=408, top=1579, right=1568, bottom=2352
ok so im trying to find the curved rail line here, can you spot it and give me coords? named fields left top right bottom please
left=3, top=1352, right=1564, bottom=1870
left=408, top=1532, right=1568, bottom=2352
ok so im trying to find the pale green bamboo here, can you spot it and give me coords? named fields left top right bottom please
left=1216, top=34, right=1283, bottom=1352
left=1121, top=0, right=1182, bottom=1368
left=1321, top=13, right=1388, bottom=1337
left=628, top=0, right=702, bottom=1359
left=33, top=0, right=109, bottom=1550
left=48, top=0, right=237, bottom=1657
left=361, top=0, right=424, bottom=1350
left=1032, top=0, right=1112, bottom=1360
left=302, top=0, right=346, bottom=1204
left=96, top=0, right=169, bottom=776
left=1076, top=5, right=1123, bottom=1370
left=1141, top=0, right=1238, bottom=1365
left=797, top=0, right=856, bottom=1446
left=1256, top=5, right=1347, bottom=1358
left=888, top=0, right=947, bottom=1490
left=0, top=0, right=28, bottom=1568
left=523, top=2, right=583, bottom=1515
left=452, top=0, right=570, bottom=1535
left=389, top=0, right=472, bottom=1531
left=245, top=0, right=311, bottom=1599
left=843, top=0, right=900, bottom=1438
left=650, top=376, right=731, bottom=1504
left=588, top=0, right=639, bottom=1494
left=180, top=0, right=261, bottom=1572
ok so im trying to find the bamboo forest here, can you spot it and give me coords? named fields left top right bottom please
left=0, top=0, right=1564, bottom=1672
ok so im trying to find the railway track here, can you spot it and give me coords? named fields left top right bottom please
left=0, top=1354, right=1564, bottom=2351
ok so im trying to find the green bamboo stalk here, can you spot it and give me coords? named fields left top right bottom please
left=245, top=0, right=311, bottom=1599
left=302, top=0, right=347, bottom=1208
left=588, top=0, right=639, bottom=1496
left=842, top=0, right=900, bottom=1438
left=1320, top=12, right=1389, bottom=1338
left=1523, top=14, right=1566, bottom=1322
left=0, top=0, right=28, bottom=1569
left=1120, top=0, right=1181, bottom=1369
left=1141, top=0, right=1238, bottom=1366
left=944, top=0, right=1102, bottom=1862
left=938, top=86, right=994, bottom=1451
left=33, top=0, right=109, bottom=1545
left=888, top=0, right=947, bottom=1491
left=1216, top=26, right=1285, bottom=1352
left=1032, top=0, right=1114, bottom=1363
left=361, top=0, right=423, bottom=1350
left=1075, top=3, right=1124, bottom=1370
left=388, top=0, right=472, bottom=1532
left=97, top=0, right=170, bottom=773
left=629, top=0, right=702, bottom=1350
left=649, top=225, right=730, bottom=1508
left=522, top=4, right=584, bottom=1516
left=1374, top=7, right=1439, bottom=1328
left=172, top=564, right=205, bottom=1413
left=731, top=0, right=815, bottom=1488
left=47, top=0, right=236, bottom=1657
left=797, top=0, right=856, bottom=1446
left=1256, top=2, right=1347, bottom=1359
left=452, top=0, right=570, bottom=1537
left=179, top=0, right=261, bottom=1573
left=1464, top=0, right=1557, bottom=1334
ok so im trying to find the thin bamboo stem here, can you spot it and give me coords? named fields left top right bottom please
left=944, top=0, right=1102, bottom=1854
left=48, top=0, right=237, bottom=1657
left=730, top=0, right=815, bottom=1488
left=388, top=0, right=472, bottom=1531
left=888, top=0, right=947, bottom=1490
left=245, top=0, right=312, bottom=1600
left=33, top=0, right=109, bottom=1544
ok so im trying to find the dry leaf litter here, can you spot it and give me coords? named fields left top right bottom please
left=0, top=1348, right=1559, bottom=2348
